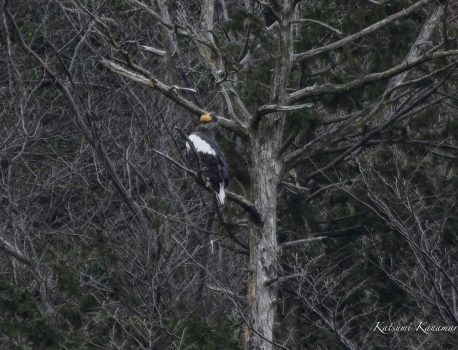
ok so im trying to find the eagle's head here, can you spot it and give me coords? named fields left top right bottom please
left=198, top=114, right=218, bottom=133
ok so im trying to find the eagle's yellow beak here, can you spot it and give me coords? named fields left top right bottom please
left=200, top=114, right=213, bottom=122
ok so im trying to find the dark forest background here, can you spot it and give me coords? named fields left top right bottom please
left=0, top=0, right=457, bottom=349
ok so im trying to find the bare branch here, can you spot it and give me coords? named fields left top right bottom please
left=0, top=233, right=33, bottom=268
left=294, top=0, right=434, bottom=62
left=387, top=6, right=444, bottom=90
left=288, top=50, right=458, bottom=104
left=255, top=102, right=313, bottom=118
left=292, top=18, right=342, bottom=36
left=100, top=59, right=243, bottom=133
left=139, top=45, right=166, bottom=57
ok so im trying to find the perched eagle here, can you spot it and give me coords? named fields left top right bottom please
left=186, top=114, right=229, bottom=204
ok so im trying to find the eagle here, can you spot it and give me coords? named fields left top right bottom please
left=186, top=114, right=229, bottom=204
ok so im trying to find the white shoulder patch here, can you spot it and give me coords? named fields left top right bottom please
left=188, top=134, right=217, bottom=156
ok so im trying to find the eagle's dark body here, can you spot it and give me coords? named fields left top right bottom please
left=186, top=120, right=229, bottom=204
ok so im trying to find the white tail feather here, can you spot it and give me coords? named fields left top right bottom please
left=216, top=183, right=225, bottom=204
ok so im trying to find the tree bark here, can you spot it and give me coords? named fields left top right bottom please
left=247, top=132, right=281, bottom=350
left=245, top=5, right=294, bottom=348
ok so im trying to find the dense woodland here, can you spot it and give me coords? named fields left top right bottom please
left=0, top=0, right=457, bottom=349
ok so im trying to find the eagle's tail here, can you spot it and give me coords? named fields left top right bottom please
left=216, top=183, right=226, bottom=205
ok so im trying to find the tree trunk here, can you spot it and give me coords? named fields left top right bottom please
left=247, top=124, right=282, bottom=350
left=245, top=8, right=293, bottom=348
